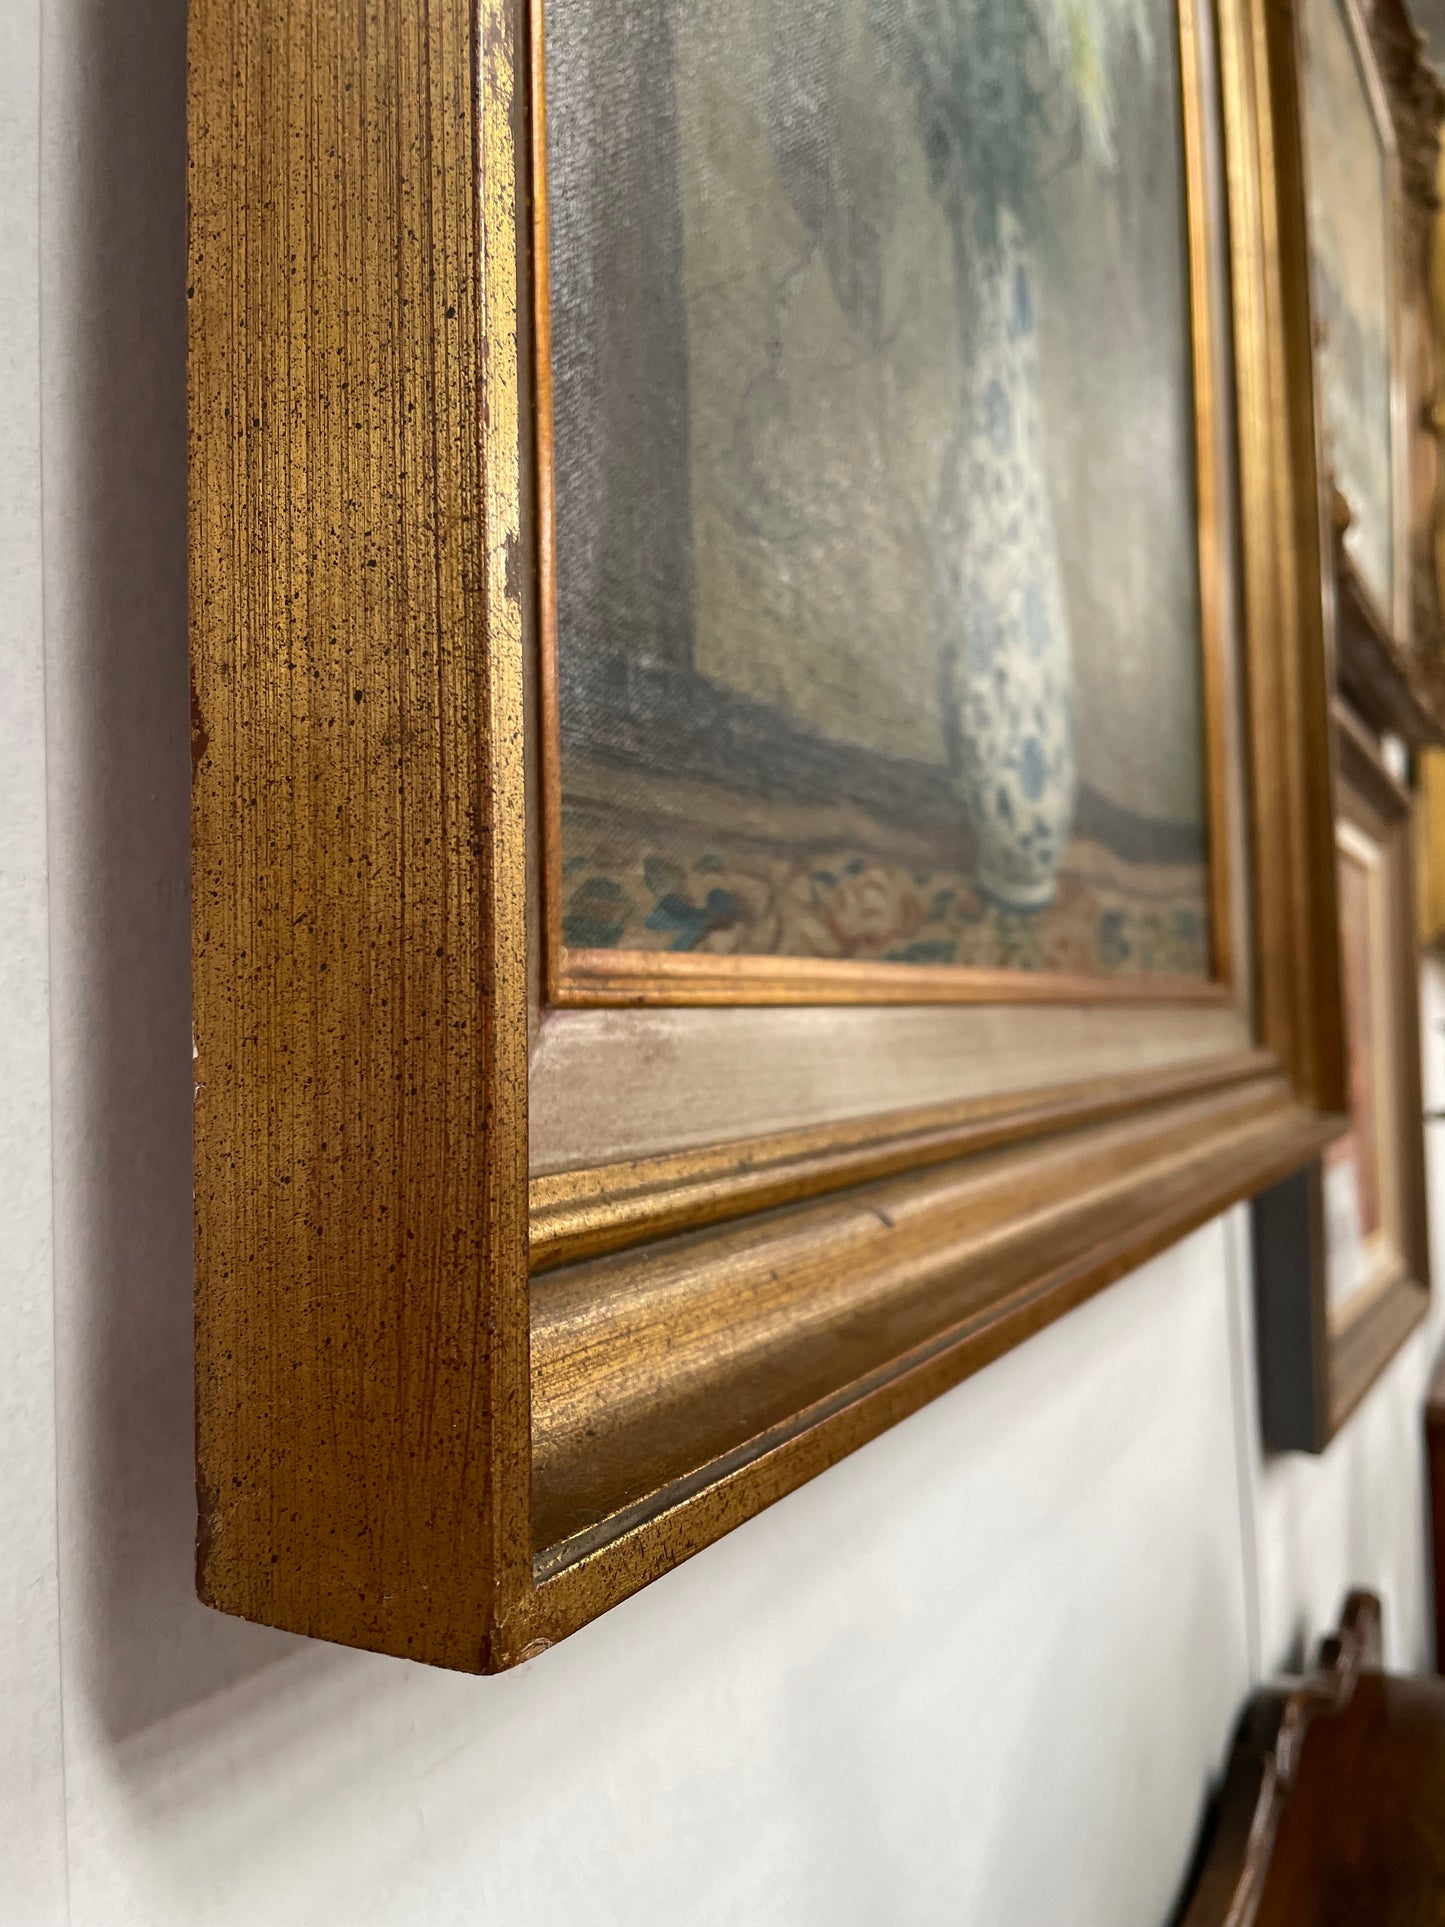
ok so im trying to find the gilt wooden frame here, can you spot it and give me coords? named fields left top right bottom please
left=1420, top=750, right=1445, bottom=948
left=1253, top=709, right=1429, bottom=1453
left=191, top=0, right=1347, bottom=1670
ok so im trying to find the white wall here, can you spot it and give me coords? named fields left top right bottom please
left=0, top=0, right=68, bottom=1919
left=5, top=2, right=1445, bottom=1921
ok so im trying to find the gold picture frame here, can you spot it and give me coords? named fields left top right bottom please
left=190, top=0, right=1348, bottom=1670
left=1254, top=708, right=1429, bottom=1451
left=1418, top=746, right=1445, bottom=947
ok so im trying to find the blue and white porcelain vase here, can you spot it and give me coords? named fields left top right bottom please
left=945, top=214, right=1075, bottom=912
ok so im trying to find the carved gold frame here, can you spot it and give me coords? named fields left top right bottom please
left=190, top=0, right=1347, bottom=1669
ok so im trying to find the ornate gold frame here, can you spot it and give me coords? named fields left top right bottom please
left=190, top=0, right=1347, bottom=1670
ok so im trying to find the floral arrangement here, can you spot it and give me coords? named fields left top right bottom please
left=871, top=0, right=1156, bottom=249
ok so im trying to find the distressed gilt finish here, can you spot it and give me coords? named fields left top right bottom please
left=193, top=0, right=1348, bottom=1670
left=1224, top=0, right=1346, bottom=1109
left=528, top=1051, right=1276, bottom=1273
left=189, top=0, right=533, bottom=1666
left=528, top=1076, right=1332, bottom=1634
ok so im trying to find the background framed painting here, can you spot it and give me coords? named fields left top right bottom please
left=191, top=0, right=1349, bottom=1668
left=1296, top=0, right=1445, bottom=741
left=1297, top=0, right=1409, bottom=641
left=1255, top=708, right=1429, bottom=1453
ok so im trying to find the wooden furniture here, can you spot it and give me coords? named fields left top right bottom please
left=1179, top=1593, right=1445, bottom=1925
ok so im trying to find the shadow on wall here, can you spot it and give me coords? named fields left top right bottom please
left=48, top=0, right=310, bottom=1741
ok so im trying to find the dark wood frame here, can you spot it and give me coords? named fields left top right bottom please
left=1253, top=710, right=1429, bottom=1453
left=190, top=0, right=1348, bottom=1670
left=1427, top=1346, right=1445, bottom=1671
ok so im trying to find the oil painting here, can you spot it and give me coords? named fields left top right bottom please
left=545, top=0, right=1212, bottom=983
left=1325, top=829, right=1393, bottom=1313
left=1300, top=0, right=1397, bottom=624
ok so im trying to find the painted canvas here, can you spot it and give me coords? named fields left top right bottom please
left=545, top=0, right=1212, bottom=980
left=1300, top=0, right=1397, bottom=622
left=1325, top=833, right=1391, bottom=1311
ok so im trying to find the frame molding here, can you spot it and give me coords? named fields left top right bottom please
left=191, top=0, right=1347, bottom=1669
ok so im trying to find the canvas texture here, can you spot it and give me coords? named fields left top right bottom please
left=547, top=0, right=1211, bottom=977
